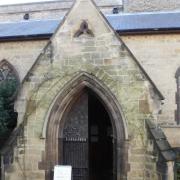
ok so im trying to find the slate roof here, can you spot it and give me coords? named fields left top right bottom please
left=0, top=12, right=180, bottom=40
left=107, top=12, right=180, bottom=32
left=146, top=120, right=176, bottom=162
left=0, top=19, right=60, bottom=40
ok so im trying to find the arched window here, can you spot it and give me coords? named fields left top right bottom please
left=175, top=67, right=180, bottom=124
left=0, top=60, right=19, bottom=140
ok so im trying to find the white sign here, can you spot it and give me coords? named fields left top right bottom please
left=54, top=165, right=72, bottom=180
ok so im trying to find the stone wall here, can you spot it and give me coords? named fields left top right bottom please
left=0, top=40, right=48, bottom=132
left=0, top=40, right=48, bottom=82
left=163, top=126, right=180, bottom=147
left=122, top=34, right=180, bottom=125
left=0, top=19, right=178, bottom=180
left=123, top=0, right=180, bottom=13
left=0, top=0, right=122, bottom=22
left=3, top=0, right=163, bottom=180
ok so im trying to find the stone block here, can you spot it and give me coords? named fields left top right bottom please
left=139, top=99, right=150, bottom=114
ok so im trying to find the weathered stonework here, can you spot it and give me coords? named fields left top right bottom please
left=124, top=0, right=180, bottom=13
left=0, top=40, right=47, bottom=82
left=121, top=35, right=180, bottom=161
left=0, top=0, right=122, bottom=22
left=122, top=34, right=180, bottom=125
left=163, top=127, right=180, bottom=147
left=1, top=0, right=164, bottom=180
left=2, top=0, right=180, bottom=179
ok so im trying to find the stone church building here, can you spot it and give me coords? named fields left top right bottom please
left=0, top=0, right=180, bottom=179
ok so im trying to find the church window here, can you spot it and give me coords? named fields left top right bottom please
left=176, top=67, right=180, bottom=124
left=0, top=60, right=19, bottom=140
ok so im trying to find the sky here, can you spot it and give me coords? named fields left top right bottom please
left=0, top=0, right=55, bottom=5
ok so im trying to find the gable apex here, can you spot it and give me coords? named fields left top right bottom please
left=50, top=0, right=117, bottom=41
left=47, top=0, right=163, bottom=101
left=23, top=0, right=164, bottom=104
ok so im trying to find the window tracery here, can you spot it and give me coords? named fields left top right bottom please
left=0, top=60, right=19, bottom=136
left=74, top=20, right=94, bottom=37
left=0, top=62, right=16, bottom=81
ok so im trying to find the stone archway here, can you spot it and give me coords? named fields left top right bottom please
left=45, top=72, right=128, bottom=180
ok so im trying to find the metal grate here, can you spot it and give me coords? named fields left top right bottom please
left=63, top=138, right=88, bottom=180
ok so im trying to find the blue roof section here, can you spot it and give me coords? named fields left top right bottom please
left=107, top=12, right=180, bottom=32
left=0, top=19, right=59, bottom=39
left=0, top=12, right=180, bottom=40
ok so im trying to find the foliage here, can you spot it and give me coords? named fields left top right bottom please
left=0, top=79, right=18, bottom=137
left=176, top=162, right=180, bottom=180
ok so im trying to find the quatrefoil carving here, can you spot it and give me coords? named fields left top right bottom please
left=74, top=20, right=94, bottom=37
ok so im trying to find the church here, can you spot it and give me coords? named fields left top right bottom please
left=0, top=0, right=180, bottom=179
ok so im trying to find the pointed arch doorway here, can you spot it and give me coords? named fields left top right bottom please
left=62, top=88, right=114, bottom=180
left=45, top=73, right=127, bottom=180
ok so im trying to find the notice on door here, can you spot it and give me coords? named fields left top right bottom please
left=53, top=165, right=72, bottom=180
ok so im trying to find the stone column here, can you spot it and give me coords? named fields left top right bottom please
left=166, top=161, right=174, bottom=180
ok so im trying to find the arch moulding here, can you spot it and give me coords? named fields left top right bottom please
left=44, top=72, right=129, bottom=180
